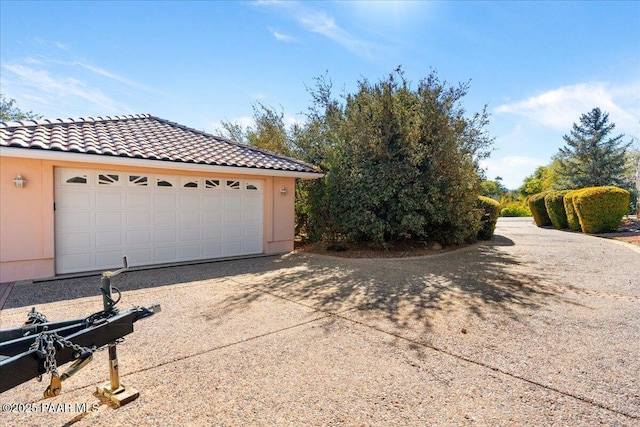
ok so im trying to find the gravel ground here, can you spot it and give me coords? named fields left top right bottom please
left=1, top=217, right=639, bottom=426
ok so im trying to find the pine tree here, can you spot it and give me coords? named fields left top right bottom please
left=557, top=107, right=630, bottom=188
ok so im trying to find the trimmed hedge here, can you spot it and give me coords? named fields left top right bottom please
left=500, top=202, right=531, bottom=217
left=563, top=190, right=582, bottom=231
left=528, top=192, right=551, bottom=227
left=544, top=190, right=571, bottom=229
left=573, top=186, right=630, bottom=233
left=477, top=196, right=501, bottom=240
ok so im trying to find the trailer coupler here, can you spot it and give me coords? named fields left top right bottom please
left=0, top=257, right=161, bottom=407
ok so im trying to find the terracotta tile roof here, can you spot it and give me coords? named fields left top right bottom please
left=0, top=114, right=321, bottom=174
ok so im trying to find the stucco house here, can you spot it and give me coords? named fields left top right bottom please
left=0, top=114, right=322, bottom=283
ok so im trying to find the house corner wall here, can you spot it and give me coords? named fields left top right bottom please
left=264, top=177, right=296, bottom=255
left=0, top=157, right=55, bottom=282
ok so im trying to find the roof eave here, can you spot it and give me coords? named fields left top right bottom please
left=0, top=146, right=324, bottom=179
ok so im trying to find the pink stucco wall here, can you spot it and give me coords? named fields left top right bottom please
left=264, top=176, right=296, bottom=254
left=0, top=157, right=55, bottom=282
left=0, top=156, right=299, bottom=283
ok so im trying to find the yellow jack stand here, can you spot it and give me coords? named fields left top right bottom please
left=96, top=260, right=139, bottom=407
left=96, top=345, right=139, bottom=407
left=96, top=382, right=139, bottom=407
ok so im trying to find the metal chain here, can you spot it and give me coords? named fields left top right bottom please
left=29, top=330, right=124, bottom=377
left=25, top=308, right=48, bottom=325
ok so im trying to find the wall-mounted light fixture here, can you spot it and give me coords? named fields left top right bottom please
left=280, top=187, right=287, bottom=195
left=13, top=174, right=26, bottom=188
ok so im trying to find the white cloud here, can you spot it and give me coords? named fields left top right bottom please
left=235, top=116, right=255, bottom=129
left=34, top=37, right=70, bottom=51
left=72, top=62, right=154, bottom=92
left=481, top=155, right=547, bottom=189
left=1, top=61, right=140, bottom=118
left=494, top=82, right=640, bottom=137
left=271, top=29, right=295, bottom=42
left=256, top=1, right=375, bottom=59
left=0, top=50, right=161, bottom=120
left=296, top=9, right=373, bottom=58
left=2, top=63, right=132, bottom=114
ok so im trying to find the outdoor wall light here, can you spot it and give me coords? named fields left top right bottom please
left=280, top=187, right=287, bottom=195
left=13, top=174, right=26, bottom=188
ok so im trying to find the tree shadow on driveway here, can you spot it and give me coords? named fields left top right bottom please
left=216, top=236, right=580, bottom=338
left=1, top=255, right=291, bottom=309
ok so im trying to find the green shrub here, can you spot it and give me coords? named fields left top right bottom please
left=500, top=202, right=531, bottom=217
left=573, top=186, right=630, bottom=233
left=527, top=192, right=551, bottom=226
left=563, top=190, right=582, bottom=231
left=544, top=190, right=571, bottom=229
left=477, top=196, right=501, bottom=240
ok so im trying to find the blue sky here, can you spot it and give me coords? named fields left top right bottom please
left=1, top=1, right=638, bottom=189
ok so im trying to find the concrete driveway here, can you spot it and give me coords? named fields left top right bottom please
left=1, top=218, right=639, bottom=426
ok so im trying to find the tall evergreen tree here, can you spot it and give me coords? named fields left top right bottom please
left=557, top=107, right=630, bottom=188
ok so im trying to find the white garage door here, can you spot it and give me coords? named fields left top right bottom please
left=54, top=168, right=263, bottom=274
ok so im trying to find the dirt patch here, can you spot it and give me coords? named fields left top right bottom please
left=294, top=239, right=468, bottom=258
left=596, top=217, right=640, bottom=247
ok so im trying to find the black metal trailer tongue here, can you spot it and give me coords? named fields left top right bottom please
left=0, top=257, right=160, bottom=407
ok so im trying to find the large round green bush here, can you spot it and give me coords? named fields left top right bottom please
left=477, top=196, right=501, bottom=240
left=544, top=190, right=571, bottom=229
left=527, top=192, right=551, bottom=227
left=573, top=186, right=630, bottom=233
left=563, top=190, right=582, bottom=231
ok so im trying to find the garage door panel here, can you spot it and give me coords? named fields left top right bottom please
left=180, top=245, right=201, bottom=259
left=203, top=227, right=222, bottom=240
left=126, top=248, right=153, bottom=265
left=180, top=228, right=201, bottom=242
left=179, top=210, right=200, bottom=226
left=155, top=193, right=176, bottom=208
left=223, top=241, right=242, bottom=256
left=126, top=211, right=151, bottom=227
left=244, top=225, right=262, bottom=239
left=155, top=229, right=176, bottom=243
left=55, top=169, right=264, bottom=274
left=57, top=212, right=91, bottom=230
left=56, top=232, right=92, bottom=252
left=203, top=243, right=222, bottom=257
left=126, top=193, right=151, bottom=208
left=224, top=211, right=243, bottom=223
left=243, top=240, right=262, bottom=254
left=224, top=194, right=242, bottom=209
left=244, top=196, right=262, bottom=210
left=96, top=192, right=122, bottom=209
left=95, top=250, right=123, bottom=268
left=180, top=193, right=200, bottom=208
left=203, top=194, right=222, bottom=208
left=204, top=211, right=222, bottom=224
left=127, top=230, right=152, bottom=245
left=224, top=226, right=242, bottom=239
left=155, top=211, right=176, bottom=226
left=56, top=191, right=91, bottom=210
left=96, top=211, right=122, bottom=228
left=243, top=210, right=262, bottom=223
left=155, top=246, right=177, bottom=262
left=96, top=231, right=122, bottom=246
left=57, top=253, right=93, bottom=273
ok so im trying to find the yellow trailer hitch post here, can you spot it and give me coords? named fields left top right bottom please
left=96, top=257, right=140, bottom=406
